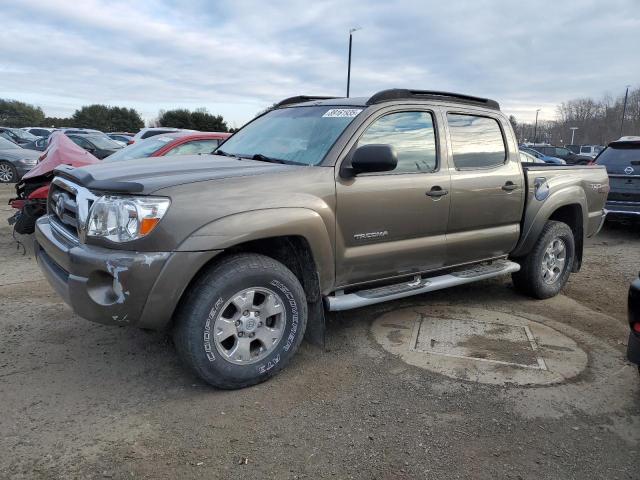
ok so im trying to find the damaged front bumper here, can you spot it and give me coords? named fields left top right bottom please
left=34, top=215, right=220, bottom=329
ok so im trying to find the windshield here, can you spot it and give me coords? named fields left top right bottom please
left=0, top=136, right=19, bottom=149
left=11, top=128, right=38, bottom=141
left=83, top=134, right=122, bottom=150
left=104, top=135, right=174, bottom=162
left=216, top=106, right=363, bottom=165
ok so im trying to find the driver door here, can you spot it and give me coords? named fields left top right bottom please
left=335, top=108, right=451, bottom=287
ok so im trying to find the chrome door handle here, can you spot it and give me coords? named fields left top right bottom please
left=425, top=186, right=449, bottom=198
left=501, top=181, right=518, bottom=192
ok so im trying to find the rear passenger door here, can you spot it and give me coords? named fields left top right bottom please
left=443, top=111, right=524, bottom=266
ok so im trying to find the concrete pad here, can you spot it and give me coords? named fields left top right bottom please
left=372, top=306, right=588, bottom=385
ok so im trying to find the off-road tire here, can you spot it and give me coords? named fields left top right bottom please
left=0, top=161, right=17, bottom=183
left=173, top=253, right=307, bottom=389
left=512, top=220, right=575, bottom=299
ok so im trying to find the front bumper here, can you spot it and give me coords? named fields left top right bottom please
left=605, top=200, right=640, bottom=217
left=34, top=215, right=220, bottom=329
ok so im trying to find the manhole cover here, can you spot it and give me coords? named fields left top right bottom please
left=372, top=306, right=587, bottom=385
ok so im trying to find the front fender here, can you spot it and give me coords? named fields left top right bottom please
left=512, top=185, right=587, bottom=257
left=176, top=208, right=335, bottom=291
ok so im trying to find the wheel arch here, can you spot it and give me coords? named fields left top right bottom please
left=512, top=187, right=587, bottom=272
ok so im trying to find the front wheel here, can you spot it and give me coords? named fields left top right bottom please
left=512, top=220, right=575, bottom=299
left=173, top=253, right=307, bottom=389
left=0, top=161, right=18, bottom=183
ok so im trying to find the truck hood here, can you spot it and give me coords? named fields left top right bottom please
left=54, top=154, right=298, bottom=193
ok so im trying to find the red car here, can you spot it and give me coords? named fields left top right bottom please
left=103, top=131, right=231, bottom=163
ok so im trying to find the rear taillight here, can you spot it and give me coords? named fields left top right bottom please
left=127, top=140, right=134, bottom=145
left=633, top=322, right=640, bottom=334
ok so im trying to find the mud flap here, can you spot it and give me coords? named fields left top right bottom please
left=304, top=298, right=326, bottom=350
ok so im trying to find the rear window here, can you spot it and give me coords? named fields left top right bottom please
left=596, top=144, right=640, bottom=170
left=447, top=114, right=506, bottom=169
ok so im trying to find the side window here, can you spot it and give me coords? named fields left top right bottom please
left=447, top=114, right=506, bottom=169
left=556, top=148, right=570, bottom=157
left=356, top=111, right=437, bottom=173
left=167, top=140, right=219, bottom=155
left=70, top=136, right=90, bottom=149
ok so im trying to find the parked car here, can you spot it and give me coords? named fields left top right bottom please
left=579, top=145, right=604, bottom=159
left=66, top=133, right=123, bottom=159
left=520, top=147, right=566, bottom=165
left=566, top=144, right=581, bottom=154
left=107, top=133, right=134, bottom=144
left=595, top=136, right=640, bottom=218
left=0, top=127, right=40, bottom=146
left=22, top=137, right=49, bottom=152
left=531, top=145, right=592, bottom=165
left=628, top=273, right=640, bottom=374
left=104, top=131, right=231, bottom=162
left=519, top=150, right=546, bottom=164
left=58, top=127, right=103, bottom=135
left=8, top=132, right=100, bottom=233
left=0, top=136, right=41, bottom=182
left=21, top=127, right=56, bottom=138
left=34, top=88, right=609, bottom=389
left=129, top=127, right=195, bottom=144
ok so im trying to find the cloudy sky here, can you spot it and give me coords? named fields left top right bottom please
left=1, top=0, right=638, bottom=127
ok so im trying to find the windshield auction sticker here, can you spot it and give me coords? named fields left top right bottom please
left=322, top=108, right=363, bottom=118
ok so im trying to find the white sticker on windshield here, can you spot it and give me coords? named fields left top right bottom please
left=322, top=108, right=362, bottom=118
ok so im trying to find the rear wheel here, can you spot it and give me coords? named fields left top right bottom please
left=0, top=162, right=17, bottom=183
left=173, top=253, right=307, bottom=389
left=512, top=221, right=575, bottom=299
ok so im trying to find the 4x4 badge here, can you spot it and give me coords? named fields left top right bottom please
left=625, top=166, right=634, bottom=174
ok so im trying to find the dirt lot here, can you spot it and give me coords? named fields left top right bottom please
left=0, top=183, right=638, bottom=480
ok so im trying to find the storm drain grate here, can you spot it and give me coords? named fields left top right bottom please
left=410, top=316, right=547, bottom=370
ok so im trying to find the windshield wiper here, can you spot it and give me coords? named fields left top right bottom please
left=251, top=153, right=287, bottom=164
left=215, top=150, right=235, bottom=157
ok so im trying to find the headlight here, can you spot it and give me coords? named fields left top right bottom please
left=86, top=195, right=170, bottom=242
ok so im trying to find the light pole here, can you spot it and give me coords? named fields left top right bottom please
left=569, top=127, right=578, bottom=145
left=620, top=85, right=630, bottom=137
left=346, top=27, right=361, bottom=98
left=533, top=109, right=541, bottom=144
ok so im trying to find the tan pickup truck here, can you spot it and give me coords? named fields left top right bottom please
left=34, top=89, right=608, bottom=388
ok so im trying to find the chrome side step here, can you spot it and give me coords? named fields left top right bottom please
left=326, top=260, right=521, bottom=311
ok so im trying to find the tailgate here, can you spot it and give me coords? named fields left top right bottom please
left=608, top=174, right=640, bottom=202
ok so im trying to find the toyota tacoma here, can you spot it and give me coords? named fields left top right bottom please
left=34, top=89, right=609, bottom=389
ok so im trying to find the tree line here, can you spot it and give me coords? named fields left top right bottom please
left=512, top=85, right=639, bottom=146
left=0, top=99, right=229, bottom=133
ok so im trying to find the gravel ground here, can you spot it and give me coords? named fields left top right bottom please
left=0, top=183, right=638, bottom=480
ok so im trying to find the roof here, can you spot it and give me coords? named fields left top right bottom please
left=276, top=88, right=500, bottom=110
left=156, top=131, right=231, bottom=140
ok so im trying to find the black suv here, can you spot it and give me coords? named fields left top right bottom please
left=533, top=145, right=592, bottom=165
left=596, top=137, right=640, bottom=218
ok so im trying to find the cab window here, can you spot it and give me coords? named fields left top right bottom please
left=447, top=114, right=506, bottom=169
left=356, top=111, right=437, bottom=173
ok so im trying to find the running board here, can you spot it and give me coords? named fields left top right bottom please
left=325, top=260, right=521, bottom=311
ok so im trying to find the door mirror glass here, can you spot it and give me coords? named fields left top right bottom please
left=349, top=144, right=398, bottom=175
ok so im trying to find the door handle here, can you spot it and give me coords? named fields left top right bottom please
left=425, top=186, right=449, bottom=198
left=501, top=181, right=518, bottom=192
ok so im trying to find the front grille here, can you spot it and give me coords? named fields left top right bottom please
left=48, top=183, right=79, bottom=238
left=608, top=191, right=640, bottom=202
left=47, top=178, right=97, bottom=242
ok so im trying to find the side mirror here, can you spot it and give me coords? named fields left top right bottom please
left=345, top=144, right=398, bottom=176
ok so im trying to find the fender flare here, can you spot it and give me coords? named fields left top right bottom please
left=512, top=186, right=587, bottom=258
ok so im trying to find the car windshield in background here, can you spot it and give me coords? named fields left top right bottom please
left=11, top=128, right=38, bottom=141
left=216, top=106, right=363, bottom=166
left=596, top=144, right=640, bottom=172
left=104, top=135, right=174, bottom=162
left=0, top=136, right=19, bottom=149
left=83, top=134, right=122, bottom=150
